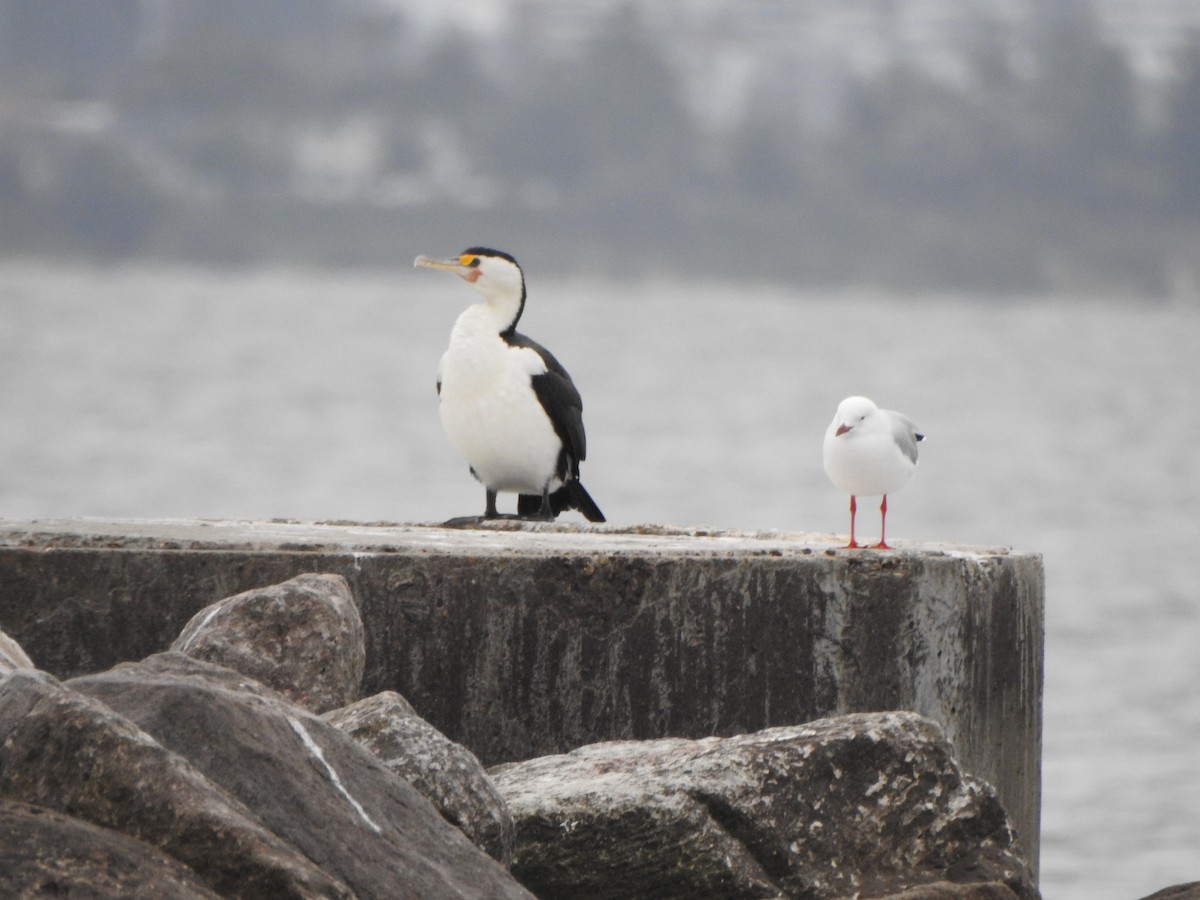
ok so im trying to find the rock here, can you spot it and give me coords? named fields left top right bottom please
left=69, top=652, right=535, bottom=900
left=883, top=883, right=1019, bottom=899
left=1139, top=885, right=1200, bottom=900
left=490, top=711, right=1039, bottom=900
left=0, top=668, right=356, bottom=899
left=0, top=798, right=221, bottom=899
left=0, top=519, right=1045, bottom=872
left=325, top=690, right=516, bottom=866
left=0, top=627, right=34, bottom=674
left=171, top=572, right=364, bottom=714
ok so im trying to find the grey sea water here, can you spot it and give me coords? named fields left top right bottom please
left=1, top=262, right=1197, bottom=899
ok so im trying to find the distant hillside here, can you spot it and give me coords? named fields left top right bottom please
left=0, top=0, right=1197, bottom=294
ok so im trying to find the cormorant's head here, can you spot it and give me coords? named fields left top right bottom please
left=414, top=247, right=526, bottom=312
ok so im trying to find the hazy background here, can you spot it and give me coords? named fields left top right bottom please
left=3, top=2, right=1200, bottom=899
left=2, top=0, right=1199, bottom=294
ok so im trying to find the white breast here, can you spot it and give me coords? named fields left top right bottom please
left=823, top=426, right=916, bottom=498
left=438, top=308, right=562, bottom=494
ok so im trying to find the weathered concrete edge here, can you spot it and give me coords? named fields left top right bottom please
left=0, top=517, right=1044, bottom=877
left=0, top=517, right=1034, bottom=560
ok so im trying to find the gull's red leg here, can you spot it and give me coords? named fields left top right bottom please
left=873, top=495, right=891, bottom=549
left=846, top=495, right=861, bottom=549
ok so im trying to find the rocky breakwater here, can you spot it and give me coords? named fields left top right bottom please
left=0, top=574, right=524, bottom=899
left=493, top=713, right=1036, bottom=899
left=0, top=517, right=1044, bottom=869
left=0, top=568, right=1042, bottom=898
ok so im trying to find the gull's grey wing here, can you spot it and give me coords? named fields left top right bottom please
left=889, top=412, right=924, bottom=464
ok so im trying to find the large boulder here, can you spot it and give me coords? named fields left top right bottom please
left=325, top=690, right=515, bottom=866
left=0, top=627, right=34, bottom=674
left=171, top=573, right=364, bottom=713
left=0, top=668, right=355, bottom=899
left=68, top=652, right=535, bottom=900
left=0, top=798, right=221, bottom=899
left=490, top=711, right=1039, bottom=900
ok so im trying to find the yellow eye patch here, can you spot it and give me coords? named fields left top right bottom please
left=459, top=255, right=480, bottom=268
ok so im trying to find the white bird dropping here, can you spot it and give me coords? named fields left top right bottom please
left=823, top=395, right=924, bottom=549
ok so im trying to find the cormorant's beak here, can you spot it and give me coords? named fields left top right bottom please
left=835, top=423, right=852, bottom=436
left=414, top=255, right=468, bottom=274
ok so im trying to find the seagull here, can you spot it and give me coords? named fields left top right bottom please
left=823, top=395, right=924, bottom=549
left=414, top=247, right=605, bottom=524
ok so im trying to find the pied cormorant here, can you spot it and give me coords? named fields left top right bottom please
left=414, top=247, right=605, bottom=524
left=823, top=395, right=923, bottom=549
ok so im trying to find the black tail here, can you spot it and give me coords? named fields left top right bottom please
left=563, top=480, right=605, bottom=523
left=518, top=481, right=605, bottom=523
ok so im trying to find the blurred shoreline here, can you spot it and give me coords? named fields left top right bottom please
left=3, top=0, right=1199, bottom=295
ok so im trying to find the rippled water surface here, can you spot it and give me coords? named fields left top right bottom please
left=2, top=263, right=1198, bottom=899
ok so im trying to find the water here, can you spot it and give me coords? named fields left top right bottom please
left=2, top=262, right=1198, bottom=898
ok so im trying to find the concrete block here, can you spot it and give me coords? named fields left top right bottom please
left=0, top=518, right=1043, bottom=871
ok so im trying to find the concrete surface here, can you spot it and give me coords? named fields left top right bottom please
left=0, top=518, right=1043, bottom=872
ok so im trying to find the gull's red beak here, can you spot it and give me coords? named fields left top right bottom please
left=835, top=423, right=851, bottom=436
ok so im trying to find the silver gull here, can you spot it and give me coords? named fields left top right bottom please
left=823, top=395, right=924, bottom=549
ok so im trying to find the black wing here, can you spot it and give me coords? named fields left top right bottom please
left=503, top=331, right=587, bottom=475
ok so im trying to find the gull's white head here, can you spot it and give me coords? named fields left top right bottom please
left=829, top=395, right=880, bottom=438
